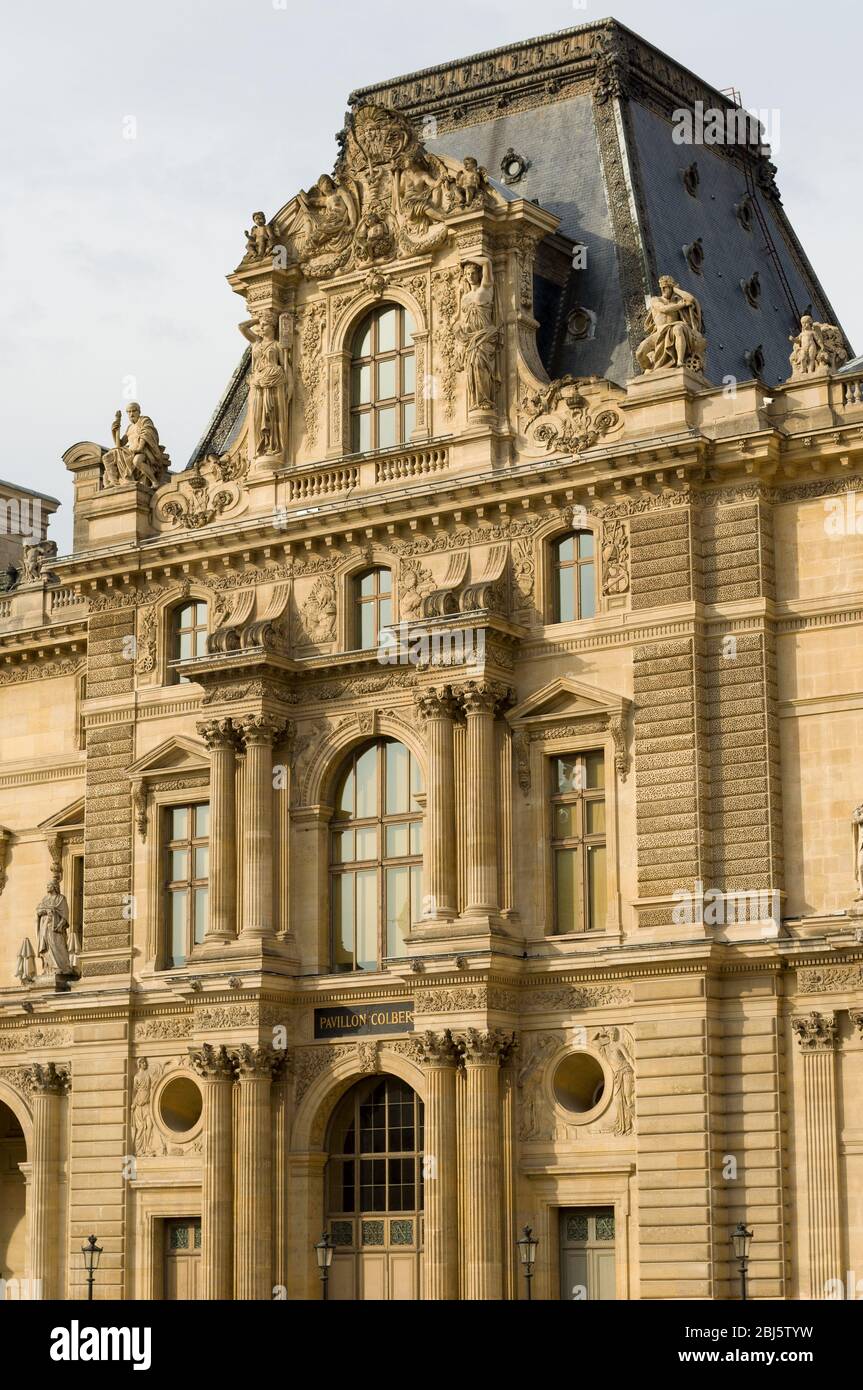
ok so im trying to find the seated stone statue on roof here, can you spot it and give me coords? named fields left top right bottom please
left=102, top=402, right=170, bottom=490
left=636, top=275, right=706, bottom=374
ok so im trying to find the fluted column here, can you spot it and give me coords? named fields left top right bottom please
left=458, top=682, right=512, bottom=917
left=419, top=1030, right=460, bottom=1299
left=460, top=1030, right=514, bottom=1300
left=416, top=688, right=457, bottom=920
left=237, top=715, right=285, bottom=940
left=197, top=719, right=239, bottom=944
left=233, top=1044, right=278, bottom=1299
left=793, top=1012, right=842, bottom=1298
left=191, top=1044, right=236, bottom=1299
left=28, top=1062, right=68, bottom=1300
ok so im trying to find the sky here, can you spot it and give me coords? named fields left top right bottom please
left=2, top=0, right=860, bottom=554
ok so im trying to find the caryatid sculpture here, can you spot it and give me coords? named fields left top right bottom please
left=35, top=878, right=78, bottom=982
left=636, top=275, right=707, bottom=374
left=454, top=255, right=500, bottom=413
left=239, top=311, right=292, bottom=462
left=853, top=803, right=863, bottom=900
left=102, top=403, right=170, bottom=490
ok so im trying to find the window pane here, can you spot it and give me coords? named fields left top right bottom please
left=355, top=411, right=371, bottom=453
left=195, top=627, right=208, bottom=656
left=338, top=765, right=355, bottom=817
left=411, top=863, right=422, bottom=931
left=171, top=807, right=188, bottom=840
left=402, top=352, right=415, bottom=395
left=585, top=800, right=606, bottom=835
left=402, top=310, right=415, bottom=345
left=359, top=603, right=376, bottom=650
left=587, top=844, right=607, bottom=931
left=579, top=561, right=596, bottom=619
left=355, top=827, right=377, bottom=861
left=333, top=829, right=354, bottom=864
left=378, top=596, right=392, bottom=631
left=170, top=890, right=188, bottom=963
left=386, top=824, right=409, bottom=858
left=194, top=887, right=208, bottom=944
left=352, top=364, right=371, bottom=406
left=402, top=401, right=416, bottom=439
left=386, top=865, right=410, bottom=958
left=555, top=849, right=577, bottom=934
left=377, top=358, right=397, bottom=400
left=577, top=531, right=594, bottom=559
left=356, top=870, right=377, bottom=971
left=386, top=742, right=409, bottom=815
left=170, top=849, right=189, bottom=882
left=195, top=803, right=209, bottom=837
left=355, top=746, right=378, bottom=818
left=557, top=568, right=576, bottom=622
left=410, top=820, right=422, bottom=855
left=557, top=535, right=575, bottom=564
left=360, top=571, right=377, bottom=597
left=556, top=758, right=580, bottom=794
left=585, top=751, right=605, bottom=789
left=553, top=803, right=577, bottom=839
left=356, top=323, right=372, bottom=358
left=410, top=753, right=423, bottom=808
left=194, top=846, right=209, bottom=879
left=179, top=632, right=194, bottom=659
left=377, top=308, right=397, bottom=353
left=333, top=874, right=354, bottom=970
left=377, top=407, right=397, bottom=448
left=378, top=569, right=392, bottom=593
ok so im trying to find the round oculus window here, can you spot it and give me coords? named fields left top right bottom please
left=159, top=1076, right=203, bottom=1135
left=552, top=1052, right=606, bottom=1115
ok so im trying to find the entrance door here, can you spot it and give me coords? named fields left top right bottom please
left=163, top=1218, right=201, bottom=1299
left=326, top=1075, right=423, bottom=1300
left=559, top=1208, right=616, bottom=1300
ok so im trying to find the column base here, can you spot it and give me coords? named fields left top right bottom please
left=191, top=934, right=301, bottom=972
left=406, top=914, right=523, bottom=956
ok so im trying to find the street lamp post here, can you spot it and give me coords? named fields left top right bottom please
left=516, top=1225, right=539, bottom=1301
left=81, top=1234, right=103, bottom=1301
left=730, top=1222, right=753, bottom=1301
left=314, top=1231, right=334, bottom=1301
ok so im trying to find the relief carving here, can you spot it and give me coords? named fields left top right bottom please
left=520, top=376, right=622, bottom=454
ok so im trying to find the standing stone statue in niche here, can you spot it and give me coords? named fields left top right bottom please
left=240, top=312, right=292, bottom=461
left=788, top=314, right=847, bottom=377
left=131, top=1058, right=156, bottom=1155
left=853, top=804, right=863, bottom=900
left=35, top=879, right=78, bottom=983
left=636, top=275, right=706, bottom=374
left=102, top=403, right=170, bottom=490
left=454, top=255, right=500, bottom=413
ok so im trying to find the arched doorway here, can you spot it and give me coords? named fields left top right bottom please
left=325, top=1074, right=424, bottom=1300
left=0, top=1100, right=27, bottom=1293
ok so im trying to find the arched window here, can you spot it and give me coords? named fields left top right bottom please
left=551, top=532, right=596, bottom=622
left=351, top=305, right=416, bottom=453
left=170, top=600, right=208, bottom=682
left=331, top=739, right=423, bottom=972
left=354, top=567, right=392, bottom=650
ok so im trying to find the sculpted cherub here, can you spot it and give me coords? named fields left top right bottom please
left=454, top=156, right=487, bottom=209
left=243, top=211, right=275, bottom=261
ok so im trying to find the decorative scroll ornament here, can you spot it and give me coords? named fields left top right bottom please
left=154, top=450, right=247, bottom=531
left=520, top=376, right=622, bottom=454
left=788, top=314, right=848, bottom=378
left=271, top=105, right=493, bottom=282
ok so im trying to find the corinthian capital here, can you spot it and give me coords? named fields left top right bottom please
left=849, top=1009, right=863, bottom=1038
left=415, top=686, right=458, bottom=722
left=418, top=1029, right=460, bottom=1067
left=458, top=1028, right=517, bottom=1066
left=237, top=713, right=290, bottom=747
left=197, top=717, right=240, bottom=751
left=190, top=1043, right=237, bottom=1080
left=231, top=1042, right=286, bottom=1078
left=454, top=680, right=515, bottom=718
left=792, top=1011, right=838, bottom=1051
left=28, top=1061, right=70, bottom=1095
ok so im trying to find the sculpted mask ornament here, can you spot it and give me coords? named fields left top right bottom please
left=239, top=311, right=292, bottom=462
left=636, top=276, right=706, bottom=374
left=102, top=403, right=170, bottom=490
left=454, top=256, right=500, bottom=414
left=521, top=376, right=622, bottom=454
left=788, top=314, right=847, bottom=377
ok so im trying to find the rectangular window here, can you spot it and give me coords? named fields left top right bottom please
left=165, top=803, right=209, bottom=966
left=550, top=752, right=607, bottom=934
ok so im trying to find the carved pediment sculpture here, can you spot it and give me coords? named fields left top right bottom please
left=636, top=275, right=707, bottom=374
left=520, top=375, right=624, bottom=454
left=101, top=403, right=171, bottom=491
left=788, top=314, right=847, bottom=378
left=154, top=449, right=249, bottom=531
left=268, top=105, right=494, bottom=283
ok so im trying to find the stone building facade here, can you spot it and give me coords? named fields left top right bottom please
left=1, top=20, right=862, bottom=1301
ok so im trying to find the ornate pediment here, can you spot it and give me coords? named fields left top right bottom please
left=507, top=678, right=631, bottom=792
left=259, top=104, right=501, bottom=282
left=127, top=737, right=210, bottom=840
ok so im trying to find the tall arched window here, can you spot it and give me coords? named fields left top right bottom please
left=170, top=600, right=208, bottom=683
left=331, top=739, right=423, bottom=972
left=351, top=305, right=416, bottom=453
left=354, top=567, right=392, bottom=650
left=551, top=532, right=596, bottom=622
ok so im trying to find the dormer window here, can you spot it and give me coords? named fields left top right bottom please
left=351, top=305, right=416, bottom=452
left=552, top=532, right=596, bottom=622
